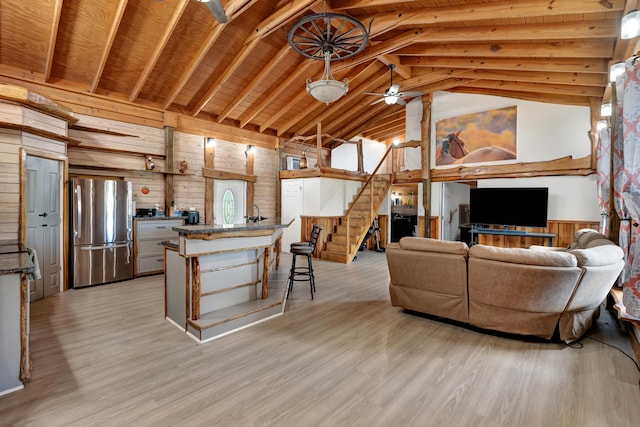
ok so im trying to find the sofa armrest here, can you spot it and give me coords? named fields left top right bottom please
left=568, top=244, right=623, bottom=266
left=529, top=245, right=567, bottom=252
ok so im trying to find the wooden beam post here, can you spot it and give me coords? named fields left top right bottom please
left=316, top=122, right=323, bottom=167
left=164, top=126, right=175, bottom=216
left=246, top=145, right=255, bottom=217
left=276, top=137, right=282, bottom=219
left=204, top=138, right=215, bottom=225
left=421, top=95, right=432, bottom=238
left=262, top=247, right=270, bottom=299
left=608, top=86, right=620, bottom=243
left=357, top=138, right=364, bottom=173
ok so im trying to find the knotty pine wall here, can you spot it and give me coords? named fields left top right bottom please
left=0, top=100, right=68, bottom=240
left=67, top=114, right=278, bottom=220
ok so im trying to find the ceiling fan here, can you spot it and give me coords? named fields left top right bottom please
left=365, top=65, right=423, bottom=106
left=197, top=0, right=228, bottom=24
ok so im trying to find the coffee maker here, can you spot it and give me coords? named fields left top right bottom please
left=184, top=210, right=199, bottom=225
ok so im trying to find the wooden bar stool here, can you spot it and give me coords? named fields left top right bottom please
left=287, top=225, right=322, bottom=299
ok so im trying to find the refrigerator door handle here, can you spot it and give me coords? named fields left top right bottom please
left=75, top=184, right=82, bottom=239
left=80, top=243, right=131, bottom=251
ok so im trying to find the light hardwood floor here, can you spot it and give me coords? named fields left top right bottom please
left=1, top=251, right=639, bottom=427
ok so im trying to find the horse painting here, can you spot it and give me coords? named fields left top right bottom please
left=436, top=131, right=516, bottom=165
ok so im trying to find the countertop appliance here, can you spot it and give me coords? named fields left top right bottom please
left=135, top=208, right=156, bottom=218
left=185, top=211, right=199, bottom=225
left=70, top=178, right=134, bottom=288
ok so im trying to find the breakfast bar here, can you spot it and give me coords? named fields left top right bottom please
left=164, top=218, right=293, bottom=343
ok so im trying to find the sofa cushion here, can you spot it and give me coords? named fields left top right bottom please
left=469, top=244, right=578, bottom=267
left=569, top=244, right=624, bottom=267
left=399, top=236, right=469, bottom=256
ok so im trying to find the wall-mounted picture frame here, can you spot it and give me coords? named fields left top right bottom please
left=435, top=106, right=517, bottom=166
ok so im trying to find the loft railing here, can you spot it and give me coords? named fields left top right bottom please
left=343, top=143, right=395, bottom=262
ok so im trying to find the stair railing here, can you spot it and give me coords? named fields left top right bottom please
left=343, top=143, right=394, bottom=262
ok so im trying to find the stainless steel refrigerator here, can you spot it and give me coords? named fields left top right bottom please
left=70, top=178, right=134, bottom=288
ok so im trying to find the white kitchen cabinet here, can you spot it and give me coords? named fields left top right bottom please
left=134, top=219, right=183, bottom=276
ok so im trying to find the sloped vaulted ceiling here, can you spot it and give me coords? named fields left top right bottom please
left=0, top=0, right=634, bottom=146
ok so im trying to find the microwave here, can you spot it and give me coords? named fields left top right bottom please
left=286, top=156, right=300, bottom=170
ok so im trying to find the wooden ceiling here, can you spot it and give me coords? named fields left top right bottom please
left=0, top=0, right=635, bottom=147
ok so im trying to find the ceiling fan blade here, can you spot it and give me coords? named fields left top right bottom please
left=204, top=0, right=228, bottom=23
left=400, top=91, right=424, bottom=97
left=370, top=98, right=386, bottom=105
left=364, top=92, right=384, bottom=96
left=396, top=98, right=406, bottom=106
left=388, top=83, right=400, bottom=95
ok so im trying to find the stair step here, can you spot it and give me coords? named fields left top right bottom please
left=186, top=287, right=287, bottom=342
left=335, top=225, right=362, bottom=236
left=331, top=233, right=365, bottom=243
left=320, top=251, right=350, bottom=263
left=326, top=241, right=358, bottom=254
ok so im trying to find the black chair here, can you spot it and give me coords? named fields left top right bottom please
left=287, top=225, right=322, bottom=299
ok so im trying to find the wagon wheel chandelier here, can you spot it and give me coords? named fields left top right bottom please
left=288, top=2, right=370, bottom=104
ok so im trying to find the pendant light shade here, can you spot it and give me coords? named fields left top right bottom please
left=621, top=10, right=640, bottom=39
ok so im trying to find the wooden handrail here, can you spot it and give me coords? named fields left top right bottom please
left=344, top=143, right=393, bottom=218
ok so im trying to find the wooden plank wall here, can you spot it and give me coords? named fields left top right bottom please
left=253, top=147, right=276, bottom=219
left=0, top=129, right=21, bottom=240
left=476, top=220, right=599, bottom=248
left=68, top=114, right=167, bottom=210
left=173, top=132, right=205, bottom=214
left=299, top=216, right=342, bottom=258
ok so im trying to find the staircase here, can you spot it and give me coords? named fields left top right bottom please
left=321, top=165, right=392, bottom=263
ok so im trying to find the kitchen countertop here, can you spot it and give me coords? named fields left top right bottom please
left=172, top=217, right=293, bottom=236
left=0, top=240, right=34, bottom=276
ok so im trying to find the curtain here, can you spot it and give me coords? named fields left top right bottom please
left=597, top=126, right=611, bottom=235
left=617, top=58, right=640, bottom=318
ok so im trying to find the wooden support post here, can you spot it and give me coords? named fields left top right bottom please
left=262, top=247, right=270, bottom=299
left=204, top=138, right=215, bottom=225
left=276, top=137, right=282, bottom=219
left=316, top=122, right=323, bottom=167
left=275, top=236, right=282, bottom=269
left=421, top=95, right=432, bottom=238
left=246, top=145, right=254, bottom=217
left=588, top=97, right=600, bottom=170
left=357, top=139, right=364, bottom=173
left=164, top=126, right=175, bottom=216
left=191, top=257, right=201, bottom=320
left=20, top=274, right=30, bottom=381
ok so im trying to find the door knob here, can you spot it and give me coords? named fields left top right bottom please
left=38, top=212, right=48, bottom=218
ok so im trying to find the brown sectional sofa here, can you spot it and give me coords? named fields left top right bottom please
left=386, top=230, right=624, bottom=342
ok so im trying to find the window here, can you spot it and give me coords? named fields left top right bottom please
left=222, top=189, right=235, bottom=224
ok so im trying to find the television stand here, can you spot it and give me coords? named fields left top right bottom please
left=469, top=226, right=556, bottom=247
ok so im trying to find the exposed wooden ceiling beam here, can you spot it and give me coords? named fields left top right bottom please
left=395, top=41, right=614, bottom=59
left=449, top=87, right=591, bottom=106
left=461, top=79, right=604, bottom=98
left=415, top=21, right=618, bottom=47
left=358, top=0, right=624, bottom=37
left=226, top=0, right=261, bottom=20
left=260, top=85, right=310, bottom=133
left=376, top=55, right=411, bottom=79
left=163, top=24, right=225, bottom=110
left=129, top=0, right=189, bottom=103
left=44, top=0, right=64, bottom=82
left=191, top=37, right=261, bottom=117
left=239, top=59, right=319, bottom=128
left=364, top=114, right=405, bottom=134
left=91, top=0, right=129, bottom=93
left=219, top=44, right=293, bottom=123
left=363, top=121, right=405, bottom=140
left=401, top=56, right=609, bottom=74
left=333, top=28, right=434, bottom=72
left=339, top=103, right=404, bottom=142
left=462, top=69, right=607, bottom=87
left=246, top=0, right=319, bottom=42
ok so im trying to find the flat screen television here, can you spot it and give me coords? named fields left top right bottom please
left=469, top=187, right=548, bottom=228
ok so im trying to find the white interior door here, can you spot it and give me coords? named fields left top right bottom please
left=26, top=156, right=62, bottom=301
left=281, top=180, right=303, bottom=252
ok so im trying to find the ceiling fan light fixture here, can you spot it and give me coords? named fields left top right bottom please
left=384, top=95, right=399, bottom=105
left=600, top=102, right=612, bottom=117
left=621, top=10, right=640, bottom=39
